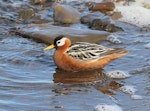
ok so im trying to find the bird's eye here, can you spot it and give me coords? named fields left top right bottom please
left=57, top=41, right=60, bottom=44
left=56, top=38, right=66, bottom=46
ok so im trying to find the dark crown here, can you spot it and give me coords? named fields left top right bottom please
left=54, top=35, right=65, bottom=48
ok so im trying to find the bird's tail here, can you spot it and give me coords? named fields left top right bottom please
left=108, top=48, right=130, bottom=60
left=96, top=48, right=129, bottom=68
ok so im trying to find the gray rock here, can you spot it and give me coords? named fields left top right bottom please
left=81, top=12, right=123, bottom=32
left=16, top=23, right=109, bottom=44
left=53, top=4, right=81, bottom=24
left=81, top=12, right=110, bottom=25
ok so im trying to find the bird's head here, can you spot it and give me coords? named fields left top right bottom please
left=44, top=35, right=71, bottom=51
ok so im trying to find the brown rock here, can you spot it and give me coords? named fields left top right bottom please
left=110, top=12, right=122, bottom=20
left=30, top=0, right=47, bottom=4
left=87, top=2, right=115, bottom=14
left=18, top=8, right=35, bottom=22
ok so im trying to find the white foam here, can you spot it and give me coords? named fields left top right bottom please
left=107, top=34, right=122, bottom=44
left=105, top=70, right=131, bottom=79
left=120, top=85, right=137, bottom=95
left=144, top=42, right=150, bottom=49
left=95, top=104, right=122, bottom=111
left=131, top=94, right=143, bottom=100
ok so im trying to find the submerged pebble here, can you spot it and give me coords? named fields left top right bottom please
left=55, top=106, right=64, bottom=108
left=18, top=8, right=35, bottom=22
left=95, top=104, right=122, bottom=111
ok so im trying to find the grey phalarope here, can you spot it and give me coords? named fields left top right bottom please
left=44, top=35, right=129, bottom=72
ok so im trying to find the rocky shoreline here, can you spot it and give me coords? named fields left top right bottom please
left=1, top=0, right=147, bottom=44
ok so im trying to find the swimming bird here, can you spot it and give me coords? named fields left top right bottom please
left=44, top=35, right=129, bottom=72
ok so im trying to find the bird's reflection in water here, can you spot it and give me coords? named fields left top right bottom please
left=53, top=68, right=123, bottom=95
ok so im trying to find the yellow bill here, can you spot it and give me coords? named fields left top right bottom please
left=44, top=44, right=55, bottom=50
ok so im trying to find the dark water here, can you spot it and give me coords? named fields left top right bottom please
left=0, top=0, right=150, bottom=111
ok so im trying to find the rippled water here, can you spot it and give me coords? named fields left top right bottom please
left=0, top=30, right=150, bottom=111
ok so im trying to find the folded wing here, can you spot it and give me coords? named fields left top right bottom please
left=66, top=42, right=114, bottom=62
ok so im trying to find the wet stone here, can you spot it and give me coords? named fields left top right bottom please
left=81, top=12, right=123, bottom=32
left=87, top=2, right=115, bottom=14
left=53, top=4, right=81, bottom=24
left=30, top=0, right=47, bottom=4
left=17, top=23, right=109, bottom=44
left=81, top=12, right=109, bottom=24
left=110, top=12, right=122, bottom=20
left=90, top=19, right=123, bottom=32
left=18, top=8, right=35, bottom=23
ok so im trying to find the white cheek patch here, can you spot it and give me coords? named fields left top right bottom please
left=57, top=38, right=67, bottom=46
